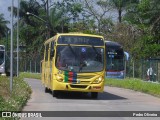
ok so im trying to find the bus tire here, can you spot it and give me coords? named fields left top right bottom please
left=91, top=92, right=98, bottom=99
left=52, top=90, right=58, bottom=97
left=45, top=87, right=49, bottom=93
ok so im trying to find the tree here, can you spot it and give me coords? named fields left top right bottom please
left=124, top=0, right=160, bottom=58
left=8, top=0, right=46, bottom=58
left=49, top=0, right=83, bottom=33
left=0, top=13, right=9, bottom=39
left=84, top=0, right=112, bottom=33
left=7, top=0, right=84, bottom=58
left=110, top=0, right=139, bottom=23
left=105, top=23, right=142, bottom=58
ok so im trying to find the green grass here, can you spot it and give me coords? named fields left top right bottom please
left=0, top=76, right=32, bottom=119
left=0, top=73, right=40, bottom=119
left=105, top=78, right=160, bottom=97
left=0, top=76, right=32, bottom=112
left=19, top=72, right=41, bottom=80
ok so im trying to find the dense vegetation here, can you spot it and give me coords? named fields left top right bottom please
left=0, top=76, right=31, bottom=111
left=0, top=0, right=159, bottom=60
left=19, top=72, right=41, bottom=79
left=105, top=78, right=160, bottom=97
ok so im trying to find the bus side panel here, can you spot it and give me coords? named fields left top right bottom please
left=44, top=61, right=49, bottom=88
left=106, top=71, right=125, bottom=79
left=41, top=60, right=45, bottom=84
left=47, top=61, right=51, bottom=88
left=51, top=58, right=57, bottom=91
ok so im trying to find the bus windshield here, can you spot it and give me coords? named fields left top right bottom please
left=56, top=45, right=104, bottom=72
left=0, top=51, right=4, bottom=65
left=106, top=47, right=124, bottom=71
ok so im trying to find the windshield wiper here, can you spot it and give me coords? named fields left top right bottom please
left=66, top=44, right=78, bottom=71
left=91, top=45, right=100, bottom=55
left=79, top=60, right=87, bottom=72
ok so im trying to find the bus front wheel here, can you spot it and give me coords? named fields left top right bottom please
left=45, top=87, right=50, bottom=93
left=52, top=90, right=58, bottom=97
left=91, top=92, right=98, bottom=99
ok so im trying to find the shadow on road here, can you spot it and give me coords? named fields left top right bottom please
left=98, top=92, right=127, bottom=100
left=49, top=91, right=126, bottom=100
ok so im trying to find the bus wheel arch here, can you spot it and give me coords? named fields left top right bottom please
left=52, top=90, right=58, bottom=97
left=45, top=87, right=50, bottom=93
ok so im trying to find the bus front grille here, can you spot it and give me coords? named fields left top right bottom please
left=70, top=85, right=88, bottom=89
left=77, top=75, right=94, bottom=80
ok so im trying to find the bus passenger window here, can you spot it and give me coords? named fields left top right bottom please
left=50, top=42, right=54, bottom=59
left=45, top=44, right=49, bottom=61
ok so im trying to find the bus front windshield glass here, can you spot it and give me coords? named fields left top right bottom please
left=0, top=51, right=4, bottom=65
left=56, top=46, right=104, bottom=73
left=106, top=47, right=124, bottom=71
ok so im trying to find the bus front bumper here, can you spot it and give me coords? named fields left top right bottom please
left=53, top=80, right=104, bottom=92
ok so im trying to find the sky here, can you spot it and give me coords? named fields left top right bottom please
left=0, top=0, right=48, bottom=28
left=0, top=0, right=11, bottom=19
left=0, top=0, right=18, bottom=28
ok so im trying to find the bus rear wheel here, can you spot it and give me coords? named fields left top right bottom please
left=91, top=92, right=98, bottom=99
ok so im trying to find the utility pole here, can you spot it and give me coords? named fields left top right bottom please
left=46, top=0, right=49, bottom=18
left=10, top=0, right=14, bottom=92
left=46, top=0, right=50, bottom=38
left=17, top=0, right=20, bottom=77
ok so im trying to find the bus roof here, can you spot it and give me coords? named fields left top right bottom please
left=105, top=41, right=122, bottom=47
left=0, top=45, right=5, bottom=47
left=0, top=45, right=5, bottom=51
left=57, top=33, right=103, bottom=38
left=44, top=33, right=104, bottom=45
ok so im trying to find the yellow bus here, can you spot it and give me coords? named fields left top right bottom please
left=41, top=33, right=105, bottom=98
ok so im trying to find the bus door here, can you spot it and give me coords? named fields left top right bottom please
left=44, top=44, right=50, bottom=88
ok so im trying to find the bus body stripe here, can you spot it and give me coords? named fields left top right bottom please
left=64, top=71, right=69, bottom=82
left=64, top=71, right=77, bottom=83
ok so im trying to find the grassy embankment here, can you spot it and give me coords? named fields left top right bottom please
left=19, top=72, right=41, bottom=80
left=0, top=72, right=41, bottom=119
left=105, top=78, right=160, bottom=98
left=0, top=75, right=32, bottom=117
left=0, top=76, right=31, bottom=111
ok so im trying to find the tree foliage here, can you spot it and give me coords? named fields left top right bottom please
left=124, top=0, right=160, bottom=58
left=83, top=0, right=113, bottom=33
left=49, top=0, right=82, bottom=33
left=0, top=13, right=9, bottom=39
left=2, top=0, right=159, bottom=60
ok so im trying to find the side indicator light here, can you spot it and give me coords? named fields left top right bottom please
left=93, top=86, right=101, bottom=89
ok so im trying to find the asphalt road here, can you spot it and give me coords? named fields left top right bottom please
left=21, top=78, right=160, bottom=120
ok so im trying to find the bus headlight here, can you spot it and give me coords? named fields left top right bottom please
left=58, top=70, right=63, bottom=74
left=93, top=77, right=103, bottom=84
left=56, top=75, right=63, bottom=82
left=0, top=66, right=4, bottom=69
